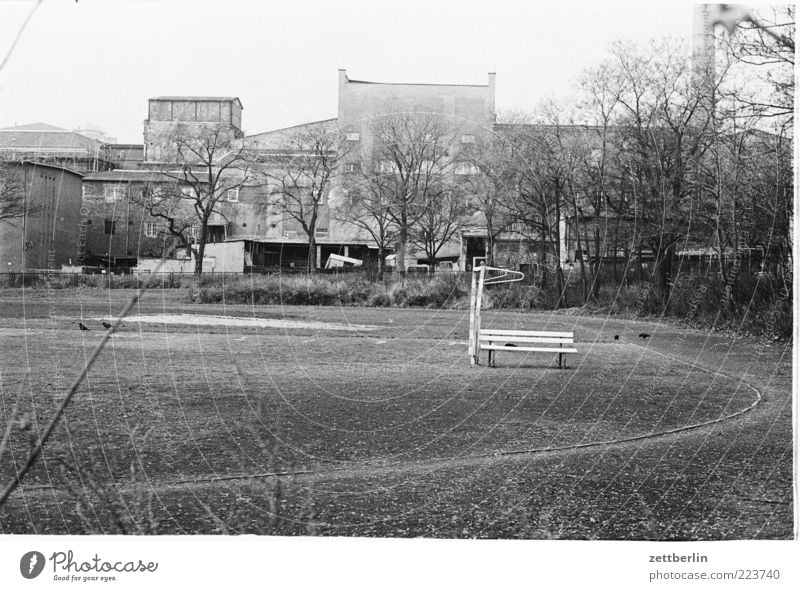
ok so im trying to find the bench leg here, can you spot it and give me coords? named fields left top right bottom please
left=558, top=352, right=562, bottom=369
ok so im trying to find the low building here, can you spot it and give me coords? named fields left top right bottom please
left=0, top=161, right=83, bottom=272
left=80, top=170, right=185, bottom=270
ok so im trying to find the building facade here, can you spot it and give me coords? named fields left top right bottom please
left=0, top=161, right=83, bottom=272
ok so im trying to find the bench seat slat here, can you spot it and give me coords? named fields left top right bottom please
left=480, top=330, right=573, bottom=338
left=481, top=345, right=579, bottom=354
left=479, top=336, right=573, bottom=344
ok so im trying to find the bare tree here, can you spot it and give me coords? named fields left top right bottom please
left=333, top=179, right=397, bottom=280
left=368, top=112, right=455, bottom=276
left=460, top=129, right=518, bottom=267
left=725, top=5, right=794, bottom=126
left=0, top=162, right=27, bottom=222
left=129, top=177, right=196, bottom=258
left=604, top=39, right=719, bottom=304
left=148, top=124, right=254, bottom=288
left=410, top=179, right=467, bottom=272
left=263, top=124, right=346, bottom=273
left=506, top=113, right=576, bottom=308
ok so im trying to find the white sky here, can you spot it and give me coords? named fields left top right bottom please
left=0, top=0, right=709, bottom=143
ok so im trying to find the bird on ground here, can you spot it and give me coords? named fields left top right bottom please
left=102, top=321, right=112, bottom=330
left=614, top=335, right=619, bottom=341
left=78, top=322, right=89, bottom=331
left=639, top=333, right=651, bottom=339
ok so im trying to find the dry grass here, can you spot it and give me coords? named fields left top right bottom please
left=0, top=293, right=792, bottom=538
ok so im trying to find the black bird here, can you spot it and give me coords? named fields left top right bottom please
left=102, top=321, right=112, bottom=330
left=639, top=332, right=651, bottom=339
left=614, top=335, right=619, bottom=341
left=78, top=322, right=89, bottom=331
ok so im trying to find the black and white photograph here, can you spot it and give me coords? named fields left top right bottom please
left=0, top=0, right=795, bottom=588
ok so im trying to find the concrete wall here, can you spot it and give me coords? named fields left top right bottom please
left=202, top=241, right=245, bottom=272
left=337, top=69, right=496, bottom=157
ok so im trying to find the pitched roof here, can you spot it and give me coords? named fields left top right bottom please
left=83, top=170, right=176, bottom=183
left=0, top=122, right=68, bottom=131
left=245, top=118, right=338, bottom=140
left=0, top=123, right=103, bottom=153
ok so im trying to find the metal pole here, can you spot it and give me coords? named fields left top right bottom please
left=474, top=264, right=486, bottom=365
left=468, top=267, right=478, bottom=365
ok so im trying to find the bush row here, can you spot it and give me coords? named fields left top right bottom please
left=1, top=269, right=789, bottom=338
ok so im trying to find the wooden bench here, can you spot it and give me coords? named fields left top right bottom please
left=478, top=329, right=577, bottom=368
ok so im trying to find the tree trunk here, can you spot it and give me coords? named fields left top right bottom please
left=308, top=234, right=317, bottom=274
left=658, top=243, right=675, bottom=307
left=571, top=203, right=588, bottom=304
left=485, top=218, right=494, bottom=267
left=554, top=191, right=564, bottom=310
left=612, top=226, right=619, bottom=284
left=637, top=245, right=643, bottom=285
left=575, top=228, right=587, bottom=304
left=591, top=225, right=601, bottom=299
left=377, top=243, right=385, bottom=282
left=397, top=225, right=407, bottom=278
left=191, top=233, right=207, bottom=303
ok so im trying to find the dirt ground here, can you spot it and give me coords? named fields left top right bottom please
left=0, top=287, right=793, bottom=538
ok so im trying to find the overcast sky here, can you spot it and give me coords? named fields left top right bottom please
left=0, top=0, right=706, bottom=143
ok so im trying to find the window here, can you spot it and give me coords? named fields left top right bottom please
left=346, top=188, right=361, bottom=206
left=460, top=134, right=475, bottom=144
left=379, top=160, right=398, bottom=174
left=315, top=227, right=329, bottom=236
left=454, top=162, right=479, bottom=175
left=144, top=188, right=164, bottom=203
left=144, top=222, right=159, bottom=238
left=345, top=162, right=361, bottom=174
left=104, top=185, right=125, bottom=203
left=346, top=132, right=360, bottom=142
left=227, top=188, right=240, bottom=202
left=188, top=225, right=199, bottom=241
left=104, top=220, right=116, bottom=235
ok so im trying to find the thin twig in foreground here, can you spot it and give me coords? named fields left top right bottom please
left=0, top=265, right=162, bottom=507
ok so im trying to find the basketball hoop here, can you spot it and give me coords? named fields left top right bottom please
left=468, top=264, right=525, bottom=365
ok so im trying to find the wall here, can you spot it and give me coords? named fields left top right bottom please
left=144, top=98, right=243, bottom=162
left=0, top=162, right=83, bottom=271
left=202, top=241, right=245, bottom=272
left=80, top=173, right=186, bottom=263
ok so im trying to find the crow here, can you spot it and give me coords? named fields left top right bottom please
left=614, top=335, right=619, bottom=341
left=102, top=321, right=112, bottom=330
left=639, top=332, right=651, bottom=339
left=78, top=322, right=89, bottom=331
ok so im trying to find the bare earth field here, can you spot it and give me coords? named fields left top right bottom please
left=0, top=287, right=793, bottom=539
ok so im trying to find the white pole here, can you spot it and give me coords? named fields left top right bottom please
left=468, top=267, right=478, bottom=365
left=473, top=264, right=486, bottom=365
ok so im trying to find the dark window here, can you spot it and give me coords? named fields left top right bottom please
left=104, top=220, right=116, bottom=235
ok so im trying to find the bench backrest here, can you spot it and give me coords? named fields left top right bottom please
left=478, top=329, right=574, bottom=344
